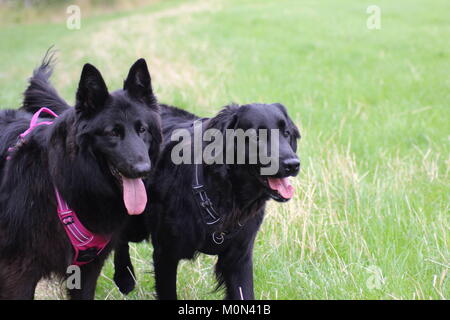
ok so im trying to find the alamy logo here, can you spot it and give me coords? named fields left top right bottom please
left=66, top=265, right=81, bottom=289
left=66, top=5, right=81, bottom=30
left=170, top=120, right=280, bottom=175
left=366, top=5, right=381, bottom=30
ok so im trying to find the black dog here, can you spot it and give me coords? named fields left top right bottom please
left=0, top=54, right=161, bottom=299
left=114, top=103, right=300, bottom=299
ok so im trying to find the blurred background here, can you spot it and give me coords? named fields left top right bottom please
left=0, top=0, right=448, bottom=299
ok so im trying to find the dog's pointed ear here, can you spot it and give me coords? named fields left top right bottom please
left=124, top=58, right=154, bottom=105
left=76, top=63, right=109, bottom=117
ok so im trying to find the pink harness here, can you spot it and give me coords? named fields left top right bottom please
left=9, top=108, right=111, bottom=266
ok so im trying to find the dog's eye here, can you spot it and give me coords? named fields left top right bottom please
left=106, top=127, right=121, bottom=137
left=138, top=125, right=146, bottom=134
left=283, top=129, right=290, bottom=137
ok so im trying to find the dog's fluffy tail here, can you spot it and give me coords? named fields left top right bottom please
left=20, top=48, right=71, bottom=116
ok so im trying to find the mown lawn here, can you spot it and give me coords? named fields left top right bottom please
left=0, top=0, right=448, bottom=299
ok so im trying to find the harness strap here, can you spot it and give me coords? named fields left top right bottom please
left=6, top=108, right=60, bottom=161
left=192, top=164, right=221, bottom=225
left=56, top=189, right=111, bottom=265
left=20, top=107, right=59, bottom=138
left=192, top=163, right=244, bottom=245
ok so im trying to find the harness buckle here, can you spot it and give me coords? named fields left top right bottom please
left=200, top=198, right=212, bottom=208
left=62, top=216, right=74, bottom=225
left=192, top=184, right=205, bottom=194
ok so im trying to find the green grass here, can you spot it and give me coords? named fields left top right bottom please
left=1, top=0, right=448, bottom=300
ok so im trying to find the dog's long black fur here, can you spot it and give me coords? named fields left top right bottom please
left=0, top=54, right=161, bottom=299
left=114, top=102, right=301, bottom=299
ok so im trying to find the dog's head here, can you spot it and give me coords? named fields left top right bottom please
left=74, top=59, right=162, bottom=214
left=207, top=103, right=300, bottom=202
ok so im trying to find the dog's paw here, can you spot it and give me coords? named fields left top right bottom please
left=113, top=269, right=136, bottom=295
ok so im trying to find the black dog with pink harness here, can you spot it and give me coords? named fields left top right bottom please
left=8, top=107, right=111, bottom=266
left=0, top=56, right=161, bottom=300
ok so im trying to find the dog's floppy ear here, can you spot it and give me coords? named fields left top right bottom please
left=205, top=104, right=239, bottom=177
left=273, top=103, right=300, bottom=151
left=207, top=104, right=239, bottom=132
left=124, top=58, right=155, bottom=106
left=76, top=63, right=109, bottom=117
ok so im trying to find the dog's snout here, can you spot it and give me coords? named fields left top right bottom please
left=132, top=162, right=151, bottom=177
left=282, top=158, right=300, bottom=175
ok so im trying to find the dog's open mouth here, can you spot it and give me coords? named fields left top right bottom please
left=109, top=165, right=147, bottom=216
left=262, top=177, right=295, bottom=202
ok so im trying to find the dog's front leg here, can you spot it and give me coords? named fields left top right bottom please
left=216, top=246, right=255, bottom=300
left=113, top=239, right=136, bottom=295
left=153, top=249, right=180, bottom=300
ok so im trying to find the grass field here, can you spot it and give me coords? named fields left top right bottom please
left=0, top=0, right=448, bottom=300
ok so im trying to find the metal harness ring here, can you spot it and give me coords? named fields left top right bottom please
left=212, top=232, right=225, bottom=245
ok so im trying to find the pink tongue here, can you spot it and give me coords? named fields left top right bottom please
left=122, top=176, right=147, bottom=215
left=267, top=177, right=294, bottom=199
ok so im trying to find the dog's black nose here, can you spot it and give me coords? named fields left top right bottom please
left=132, top=162, right=151, bottom=177
left=282, top=158, right=300, bottom=175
